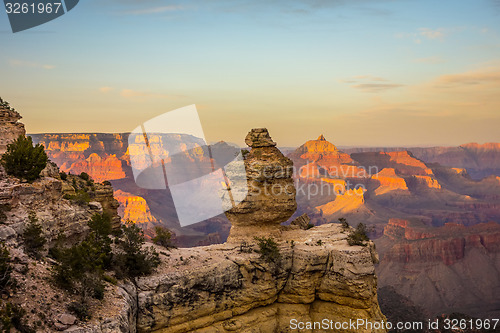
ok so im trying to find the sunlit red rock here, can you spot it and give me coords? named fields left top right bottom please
left=351, top=150, right=433, bottom=176
left=289, top=135, right=370, bottom=179
left=315, top=187, right=365, bottom=217
left=114, top=189, right=157, bottom=224
left=64, top=153, right=126, bottom=182
left=289, top=135, right=352, bottom=166
left=411, top=175, right=441, bottom=189
left=345, top=142, right=500, bottom=179
left=371, top=168, right=409, bottom=195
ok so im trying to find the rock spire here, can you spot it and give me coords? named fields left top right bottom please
left=225, top=128, right=296, bottom=241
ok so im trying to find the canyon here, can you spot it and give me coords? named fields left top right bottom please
left=1, top=109, right=388, bottom=332
left=344, top=143, right=500, bottom=179
left=288, top=135, right=500, bottom=318
left=28, top=125, right=500, bottom=319
left=377, top=219, right=500, bottom=317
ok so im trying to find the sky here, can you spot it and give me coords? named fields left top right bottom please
left=1, top=0, right=500, bottom=147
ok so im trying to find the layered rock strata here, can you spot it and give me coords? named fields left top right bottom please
left=0, top=97, right=25, bottom=155
left=376, top=218, right=500, bottom=316
left=225, top=128, right=297, bottom=242
left=128, top=129, right=386, bottom=333
left=135, top=223, right=386, bottom=333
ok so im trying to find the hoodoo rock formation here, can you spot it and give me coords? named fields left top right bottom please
left=0, top=106, right=388, bottom=332
left=225, top=128, right=297, bottom=242
left=129, top=128, right=386, bottom=333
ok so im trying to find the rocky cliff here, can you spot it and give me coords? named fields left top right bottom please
left=3, top=114, right=387, bottom=332
left=288, top=135, right=367, bottom=179
left=376, top=218, right=500, bottom=317
left=130, top=129, right=386, bottom=333
left=30, top=132, right=230, bottom=247
left=135, top=223, right=385, bottom=333
left=344, top=143, right=500, bottom=179
left=0, top=164, right=119, bottom=246
left=371, top=168, right=409, bottom=195
left=0, top=101, right=120, bottom=244
left=350, top=151, right=433, bottom=177
left=0, top=97, right=25, bottom=155
left=30, top=133, right=129, bottom=182
left=0, top=100, right=128, bottom=332
left=114, top=189, right=158, bottom=224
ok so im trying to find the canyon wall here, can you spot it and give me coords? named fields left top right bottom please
left=344, top=143, right=500, bottom=179
left=131, top=129, right=386, bottom=333
left=376, top=219, right=500, bottom=317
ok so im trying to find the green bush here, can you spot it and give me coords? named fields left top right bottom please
left=22, top=212, right=46, bottom=259
left=113, top=222, right=160, bottom=278
left=87, top=213, right=113, bottom=269
left=78, top=172, right=90, bottom=181
left=88, top=212, right=113, bottom=241
left=59, top=171, right=67, bottom=180
left=0, top=243, right=12, bottom=291
left=347, top=223, right=369, bottom=246
left=64, top=190, right=90, bottom=205
left=52, top=214, right=160, bottom=320
left=0, top=302, right=30, bottom=332
left=102, top=180, right=112, bottom=186
left=0, top=204, right=10, bottom=224
left=1, top=135, right=48, bottom=182
left=339, top=217, right=349, bottom=230
left=152, top=226, right=173, bottom=248
left=52, top=213, right=114, bottom=293
left=254, top=237, right=281, bottom=263
left=53, top=237, right=107, bottom=292
left=67, top=301, right=90, bottom=321
left=102, top=274, right=117, bottom=285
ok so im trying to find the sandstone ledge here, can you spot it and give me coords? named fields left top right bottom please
left=135, top=223, right=385, bottom=333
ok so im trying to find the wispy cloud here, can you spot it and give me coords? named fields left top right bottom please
left=120, top=89, right=173, bottom=99
left=352, top=75, right=387, bottom=81
left=433, top=69, right=500, bottom=87
left=9, top=59, right=55, bottom=70
left=119, top=5, right=184, bottom=15
left=418, top=27, right=445, bottom=40
left=340, top=75, right=404, bottom=93
left=395, top=27, right=454, bottom=44
left=99, top=86, right=114, bottom=93
left=412, top=56, right=445, bottom=64
left=352, top=83, right=405, bottom=93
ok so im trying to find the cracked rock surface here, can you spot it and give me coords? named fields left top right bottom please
left=134, top=223, right=386, bottom=333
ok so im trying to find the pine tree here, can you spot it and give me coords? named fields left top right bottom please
left=22, top=212, right=47, bottom=259
left=1, top=135, right=47, bottom=182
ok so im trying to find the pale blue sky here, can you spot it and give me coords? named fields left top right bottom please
left=1, top=0, right=500, bottom=146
